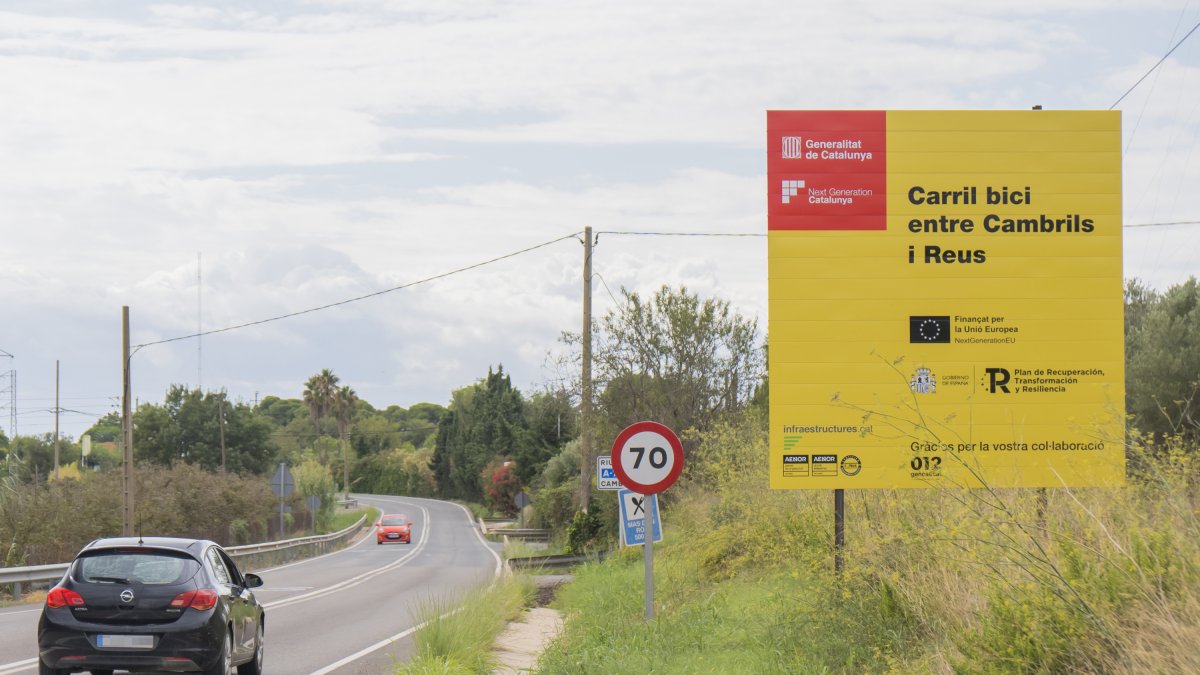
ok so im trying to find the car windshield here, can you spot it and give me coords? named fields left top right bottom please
left=380, top=517, right=407, bottom=526
left=76, top=550, right=200, bottom=586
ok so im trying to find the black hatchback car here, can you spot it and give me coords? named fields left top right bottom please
left=38, top=537, right=265, bottom=675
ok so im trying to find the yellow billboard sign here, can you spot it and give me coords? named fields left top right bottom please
left=767, top=110, right=1124, bottom=489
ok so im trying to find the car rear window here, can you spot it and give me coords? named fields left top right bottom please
left=380, top=517, right=407, bottom=526
left=76, top=550, right=201, bottom=585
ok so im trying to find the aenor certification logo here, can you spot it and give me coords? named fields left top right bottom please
left=812, top=454, right=838, bottom=477
left=782, top=454, right=810, bottom=477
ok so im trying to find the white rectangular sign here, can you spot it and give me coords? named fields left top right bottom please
left=596, top=456, right=622, bottom=491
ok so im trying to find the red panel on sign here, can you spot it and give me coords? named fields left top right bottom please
left=767, top=110, right=887, bottom=231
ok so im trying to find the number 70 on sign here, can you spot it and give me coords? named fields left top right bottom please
left=610, top=421, right=685, bottom=495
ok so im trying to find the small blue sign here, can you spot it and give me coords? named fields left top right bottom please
left=618, top=488, right=662, bottom=546
left=601, top=467, right=616, bottom=479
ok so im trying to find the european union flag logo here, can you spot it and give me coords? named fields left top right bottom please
left=910, top=316, right=951, bottom=343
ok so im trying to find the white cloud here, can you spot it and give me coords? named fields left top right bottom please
left=1, top=0, right=1197, bottom=439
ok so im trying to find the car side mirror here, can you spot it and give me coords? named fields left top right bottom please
left=374, top=522, right=381, bottom=527
left=407, top=522, right=413, bottom=527
left=244, top=573, right=264, bottom=589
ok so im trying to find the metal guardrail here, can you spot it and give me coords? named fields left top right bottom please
left=507, top=552, right=608, bottom=571
left=0, top=514, right=368, bottom=600
left=493, top=528, right=551, bottom=541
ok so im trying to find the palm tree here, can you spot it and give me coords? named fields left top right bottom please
left=302, top=369, right=339, bottom=436
left=332, top=385, right=358, bottom=498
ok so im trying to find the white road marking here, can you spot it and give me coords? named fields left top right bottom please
left=0, top=657, right=36, bottom=674
left=305, top=496, right=502, bottom=674
left=264, top=500, right=430, bottom=610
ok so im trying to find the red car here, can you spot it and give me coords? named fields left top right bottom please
left=375, top=514, right=413, bottom=544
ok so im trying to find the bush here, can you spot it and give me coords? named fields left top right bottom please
left=565, top=507, right=604, bottom=554
left=0, top=464, right=275, bottom=565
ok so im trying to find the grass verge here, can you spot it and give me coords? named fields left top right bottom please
left=540, top=412, right=1200, bottom=673
left=397, top=575, right=535, bottom=674
left=328, top=506, right=378, bottom=533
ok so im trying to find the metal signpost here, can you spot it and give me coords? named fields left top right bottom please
left=513, top=491, right=531, bottom=528
left=270, top=463, right=295, bottom=535
left=610, top=421, right=684, bottom=620
left=305, top=495, right=321, bottom=533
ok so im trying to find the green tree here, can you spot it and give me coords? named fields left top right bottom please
left=256, top=396, right=306, bottom=428
left=133, top=386, right=276, bottom=474
left=1127, top=277, right=1200, bottom=440
left=590, top=285, right=764, bottom=435
left=352, top=414, right=403, bottom=456
left=353, top=447, right=436, bottom=497
left=302, top=369, right=340, bottom=436
left=2, top=434, right=82, bottom=483
left=332, top=385, right=358, bottom=496
left=293, top=457, right=336, bottom=531
left=514, top=389, right=576, bottom=485
left=431, top=366, right=530, bottom=501
left=83, top=411, right=122, bottom=443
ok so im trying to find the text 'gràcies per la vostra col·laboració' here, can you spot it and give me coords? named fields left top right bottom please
left=904, top=185, right=1096, bottom=265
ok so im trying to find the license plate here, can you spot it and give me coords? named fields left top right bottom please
left=387, top=533, right=399, bottom=539
left=96, top=634, right=155, bottom=649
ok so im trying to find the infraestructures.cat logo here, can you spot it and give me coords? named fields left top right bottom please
left=781, top=136, right=803, bottom=158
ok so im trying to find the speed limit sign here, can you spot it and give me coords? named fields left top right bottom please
left=610, top=421, right=684, bottom=495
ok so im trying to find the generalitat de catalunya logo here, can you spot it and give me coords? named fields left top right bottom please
left=782, top=136, right=803, bottom=158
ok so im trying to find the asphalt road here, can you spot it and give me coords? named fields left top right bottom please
left=0, top=494, right=502, bottom=674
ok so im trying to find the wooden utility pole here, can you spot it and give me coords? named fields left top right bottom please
left=121, top=307, right=135, bottom=536
left=343, top=432, right=351, bottom=500
left=579, top=226, right=594, bottom=512
left=53, top=360, right=60, bottom=480
left=218, top=395, right=226, bottom=473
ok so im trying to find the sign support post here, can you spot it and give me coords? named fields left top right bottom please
left=611, top=420, right=684, bottom=623
left=644, top=495, right=656, bottom=619
left=833, top=489, right=845, bottom=576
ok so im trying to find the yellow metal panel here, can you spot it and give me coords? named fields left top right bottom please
left=767, top=110, right=1124, bottom=489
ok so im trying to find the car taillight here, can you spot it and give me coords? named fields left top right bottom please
left=170, top=589, right=218, bottom=611
left=46, top=587, right=86, bottom=609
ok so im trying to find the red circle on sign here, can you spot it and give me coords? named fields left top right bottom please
left=609, top=421, right=684, bottom=495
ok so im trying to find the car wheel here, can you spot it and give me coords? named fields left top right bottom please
left=237, top=621, right=265, bottom=675
left=202, top=628, right=233, bottom=675
left=376, top=540, right=382, bottom=545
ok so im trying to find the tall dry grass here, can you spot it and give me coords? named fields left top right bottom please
left=675, top=411, right=1200, bottom=672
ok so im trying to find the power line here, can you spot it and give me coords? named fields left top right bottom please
left=133, top=232, right=583, bottom=350
left=600, top=224, right=1197, bottom=233
left=1111, top=18, right=1200, bottom=110
left=1125, top=219, right=1200, bottom=228
left=597, top=230, right=765, bottom=237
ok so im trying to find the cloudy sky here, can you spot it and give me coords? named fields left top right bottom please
left=3, top=0, right=1198, bottom=440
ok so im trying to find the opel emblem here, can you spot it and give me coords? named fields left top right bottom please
left=120, top=589, right=135, bottom=603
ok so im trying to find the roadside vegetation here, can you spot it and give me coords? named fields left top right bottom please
left=537, top=279, right=1200, bottom=672
left=397, top=575, right=535, bottom=675
left=1, top=277, right=1196, bottom=671
left=541, top=411, right=1200, bottom=672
